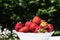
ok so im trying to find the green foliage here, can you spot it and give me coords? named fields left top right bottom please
left=0, top=0, right=60, bottom=35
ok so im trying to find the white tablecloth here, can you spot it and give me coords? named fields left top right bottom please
left=49, top=36, right=60, bottom=40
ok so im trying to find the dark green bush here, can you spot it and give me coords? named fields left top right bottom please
left=0, top=0, right=60, bottom=35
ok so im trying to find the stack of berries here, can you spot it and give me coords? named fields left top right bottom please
left=15, top=16, right=54, bottom=33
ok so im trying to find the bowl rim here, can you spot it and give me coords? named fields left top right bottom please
left=15, top=31, right=54, bottom=34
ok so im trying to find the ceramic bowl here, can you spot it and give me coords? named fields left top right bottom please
left=15, top=31, right=54, bottom=40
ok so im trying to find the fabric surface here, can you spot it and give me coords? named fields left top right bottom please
left=49, top=36, right=60, bottom=40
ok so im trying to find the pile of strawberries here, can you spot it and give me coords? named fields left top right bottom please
left=15, top=16, right=54, bottom=33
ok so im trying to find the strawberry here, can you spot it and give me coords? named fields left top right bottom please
left=30, top=23, right=38, bottom=31
left=40, top=19, right=46, bottom=23
left=18, top=26, right=30, bottom=32
left=48, top=24, right=54, bottom=32
left=34, top=27, right=48, bottom=33
left=40, top=21, right=48, bottom=29
left=32, top=16, right=41, bottom=25
left=15, top=22, right=23, bottom=31
left=25, top=21, right=32, bottom=27
left=34, top=27, right=41, bottom=33
left=44, top=29, right=48, bottom=32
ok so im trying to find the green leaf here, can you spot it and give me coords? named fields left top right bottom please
left=54, top=31, right=60, bottom=35
left=47, top=6, right=57, bottom=13
left=38, top=29, right=45, bottom=33
left=0, top=0, right=2, bottom=2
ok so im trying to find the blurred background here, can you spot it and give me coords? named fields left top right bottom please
left=0, top=0, right=60, bottom=36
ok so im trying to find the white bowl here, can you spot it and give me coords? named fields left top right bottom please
left=15, top=31, right=54, bottom=40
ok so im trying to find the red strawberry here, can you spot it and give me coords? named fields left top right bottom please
left=48, top=24, right=54, bottom=32
left=25, top=21, right=32, bottom=27
left=32, top=16, right=41, bottom=25
left=34, top=26, right=49, bottom=33
left=34, top=27, right=41, bottom=33
left=30, top=23, right=38, bottom=31
left=44, top=30, right=48, bottom=32
left=15, top=22, right=23, bottom=31
left=40, top=19, right=46, bottom=23
left=18, top=26, right=30, bottom=32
